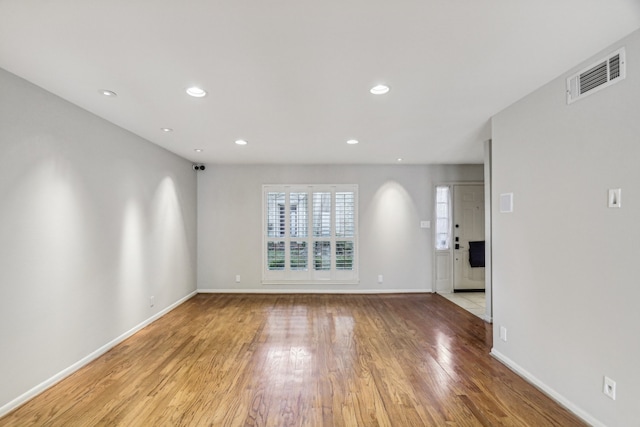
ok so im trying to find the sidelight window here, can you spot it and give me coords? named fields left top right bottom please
left=436, top=186, right=451, bottom=250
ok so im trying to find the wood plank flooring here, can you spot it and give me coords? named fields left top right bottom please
left=0, top=294, right=586, bottom=426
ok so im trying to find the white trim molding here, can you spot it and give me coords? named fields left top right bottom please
left=198, top=288, right=433, bottom=294
left=491, top=349, right=605, bottom=427
left=0, top=291, right=197, bottom=418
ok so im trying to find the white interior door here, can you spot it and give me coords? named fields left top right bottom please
left=453, top=185, right=485, bottom=290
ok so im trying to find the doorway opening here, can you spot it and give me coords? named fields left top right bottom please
left=434, top=183, right=488, bottom=320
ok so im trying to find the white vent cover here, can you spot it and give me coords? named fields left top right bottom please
left=566, top=47, right=626, bottom=104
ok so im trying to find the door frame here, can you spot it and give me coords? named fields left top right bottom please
left=483, top=139, right=492, bottom=323
left=433, top=178, right=492, bottom=323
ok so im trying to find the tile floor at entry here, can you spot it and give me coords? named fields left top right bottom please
left=440, top=292, right=486, bottom=318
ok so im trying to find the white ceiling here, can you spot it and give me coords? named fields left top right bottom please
left=1, top=1, right=639, bottom=165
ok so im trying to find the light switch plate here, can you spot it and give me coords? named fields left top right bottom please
left=499, top=326, right=507, bottom=342
left=420, top=221, right=431, bottom=228
left=500, top=193, right=513, bottom=213
left=608, top=188, right=621, bottom=208
left=603, top=376, right=616, bottom=400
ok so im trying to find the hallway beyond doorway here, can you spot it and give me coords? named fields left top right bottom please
left=440, top=291, right=486, bottom=319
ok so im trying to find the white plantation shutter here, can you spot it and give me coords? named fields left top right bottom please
left=336, top=241, right=354, bottom=270
left=266, top=192, right=285, bottom=238
left=289, top=192, right=308, bottom=238
left=289, top=192, right=308, bottom=271
left=312, top=192, right=331, bottom=237
left=313, top=241, right=331, bottom=271
left=266, top=241, right=285, bottom=270
left=335, top=192, right=355, bottom=237
left=335, top=191, right=355, bottom=272
left=290, top=241, right=307, bottom=270
left=263, top=185, right=358, bottom=284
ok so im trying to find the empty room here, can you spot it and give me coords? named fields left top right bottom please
left=1, top=1, right=639, bottom=426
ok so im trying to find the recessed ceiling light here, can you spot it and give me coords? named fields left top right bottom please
left=194, top=148, right=204, bottom=153
left=186, top=86, right=207, bottom=97
left=100, top=89, right=117, bottom=97
left=397, top=158, right=403, bottom=162
left=346, top=139, right=359, bottom=145
left=370, top=84, right=390, bottom=95
left=235, top=139, right=248, bottom=146
left=161, top=128, right=173, bottom=132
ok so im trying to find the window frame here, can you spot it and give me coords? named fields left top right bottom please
left=262, top=184, right=359, bottom=285
left=435, top=185, right=452, bottom=251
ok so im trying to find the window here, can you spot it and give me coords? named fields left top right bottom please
left=435, top=186, right=451, bottom=250
left=263, top=185, right=358, bottom=284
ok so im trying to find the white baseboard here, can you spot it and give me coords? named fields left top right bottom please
left=197, top=288, right=433, bottom=294
left=0, top=291, right=197, bottom=419
left=490, top=349, right=604, bottom=427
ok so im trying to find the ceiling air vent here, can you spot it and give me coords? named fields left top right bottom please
left=566, top=47, right=626, bottom=104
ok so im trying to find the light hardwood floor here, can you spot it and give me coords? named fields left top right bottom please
left=0, top=294, right=585, bottom=426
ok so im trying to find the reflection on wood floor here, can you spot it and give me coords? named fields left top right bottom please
left=0, top=293, right=585, bottom=426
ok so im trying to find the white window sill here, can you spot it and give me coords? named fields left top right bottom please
left=261, top=280, right=360, bottom=286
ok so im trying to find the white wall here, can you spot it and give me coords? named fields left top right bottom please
left=0, top=69, right=197, bottom=413
left=197, top=164, right=483, bottom=292
left=491, top=29, right=640, bottom=426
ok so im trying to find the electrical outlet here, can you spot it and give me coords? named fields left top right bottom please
left=603, top=376, right=616, bottom=400
left=235, top=275, right=241, bottom=283
left=149, top=296, right=155, bottom=308
left=499, top=326, right=507, bottom=342
left=377, top=274, right=383, bottom=284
